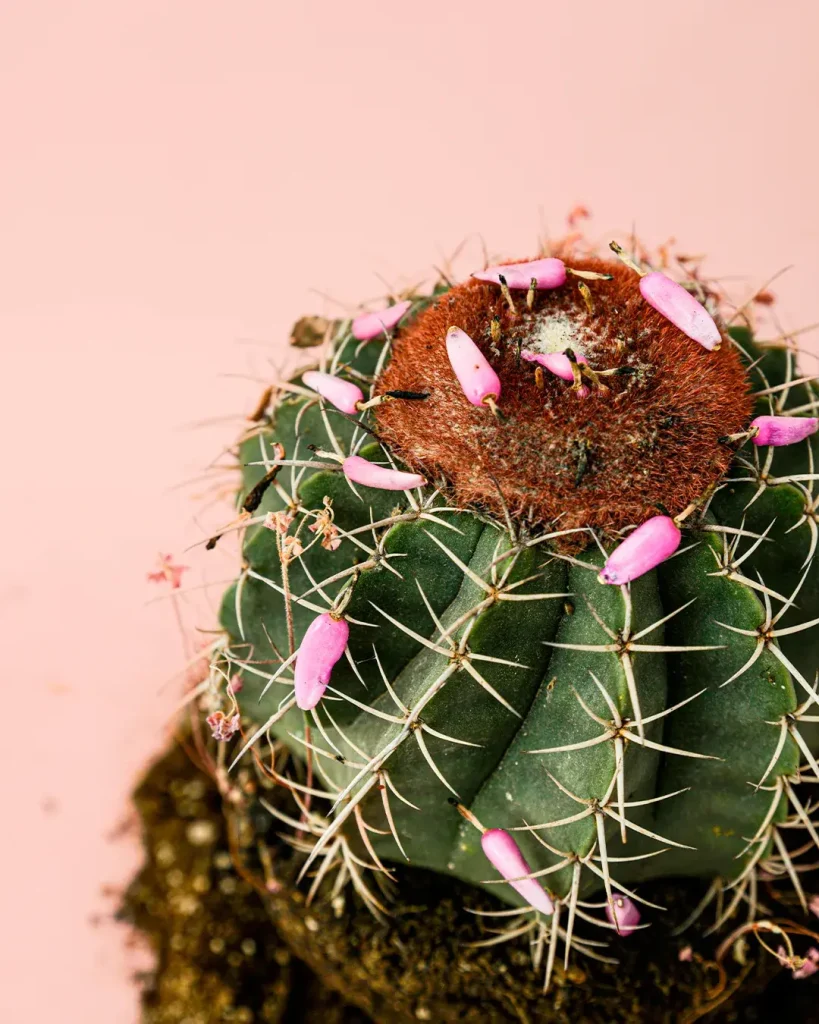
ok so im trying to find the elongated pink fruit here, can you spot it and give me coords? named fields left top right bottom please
left=751, top=414, right=819, bottom=447
left=639, top=272, right=721, bottom=351
left=294, top=612, right=350, bottom=710
left=599, top=515, right=681, bottom=585
left=342, top=455, right=426, bottom=490
left=302, top=371, right=363, bottom=414
left=473, top=257, right=567, bottom=290
left=606, top=893, right=641, bottom=937
left=480, top=828, right=554, bottom=916
left=351, top=300, right=412, bottom=341
left=521, top=349, right=588, bottom=382
left=446, top=326, right=501, bottom=407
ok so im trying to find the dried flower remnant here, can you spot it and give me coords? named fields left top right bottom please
left=206, top=711, right=241, bottom=741
left=147, top=554, right=188, bottom=589
left=264, top=510, right=295, bottom=534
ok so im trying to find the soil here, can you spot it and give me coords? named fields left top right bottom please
left=121, top=736, right=819, bottom=1023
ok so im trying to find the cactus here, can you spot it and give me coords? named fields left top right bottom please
left=209, top=236, right=819, bottom=988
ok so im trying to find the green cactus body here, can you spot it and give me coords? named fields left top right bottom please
left=214, top=250, right=819, bottom=976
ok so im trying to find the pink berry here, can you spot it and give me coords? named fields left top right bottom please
left=599, top=516, right=682, bottom=585
left=751, top=414, right=819, bottom=447
left=606, top=893, right=641, bottom=936
left=480, top=828, right=554, bottom=916
left=473, top=257, right=567, bottom=290
left=302, top=370, right=364, bottom=415
left=294, top=612, right=350, bottom=710
left=639, top=272, right=721, bottom=351
left=521, top=349, right=588, bottom=382
left=342, top=455, right=427, bottom=491
left=351, top=300, right=412, bottom=341
left=445, top=326, right=501, bottom=408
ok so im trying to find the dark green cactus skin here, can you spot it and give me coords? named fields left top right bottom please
left=219, top=309, right=818, bottom=912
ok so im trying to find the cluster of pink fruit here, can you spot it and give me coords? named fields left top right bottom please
left=274, top=248, right=818, bottom=931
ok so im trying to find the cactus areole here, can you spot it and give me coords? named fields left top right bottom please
left=214, top=240, right=819, bottom=989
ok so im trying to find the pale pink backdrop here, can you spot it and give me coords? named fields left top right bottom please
left=1, top=2, right=817, bottom=1021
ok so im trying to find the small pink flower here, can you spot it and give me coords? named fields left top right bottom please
left=228, top=676, right=243, bottom=694
left=639, top=272, right=721, bottom=351
left=678, top=945, right=693, bottom=963
left=294, top=612, right=350, bottom=710
left=351, top=300, right=412, bottom=341
left=206, top=711, right=241, bottom=741
left=599, top=516, right=682, bottom=585
left=473, top=257, right=567, bottom=291
left=446, top=326, right=501, bottom=408
left=606, top=893, right=641, bottom=937
left=751, top=415, right=819, bottom=447
left=342, top=455, right=427, bottom=491
left=264, top=510, right=294, bottom=534
left=521, top=349, right=588, bottom=382
left=302, top=370, right=364, bottom=415
left=480, top=828, right=554, bottom=916
left=147, top=553, right=188, bottom=589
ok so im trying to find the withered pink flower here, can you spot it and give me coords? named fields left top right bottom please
left=639, top=272, right=721, bottom=351
left=264, top=510, right=295, bottom=534
left=147, top=553, right=188, bottom=589
left=352, top=300, right=412, bottom=341
left=320, top=525, right=342, bottom=550
left=308, top=508, right=342, bottom=550
left=599, top=516, right=682, bottom=585
left=480, top=828, right=554, bottom=916
left=206, top=711, right=241, bottom=741
left=294, top=612, right=350, bottom=710
left=777, top=945, right=819, bottom=980
left=751, top=414, right=819, bottom=447
left=473, top=257, right=567, bottom=291
left=282, top=535, right=304, bottom=560
left=302, top=370, right=364, bottom=415
left=794, top=948, right=819, bottom=980
left=342, top=455, right=426, bottom=491
left=446, top=326, right=501, bottom=408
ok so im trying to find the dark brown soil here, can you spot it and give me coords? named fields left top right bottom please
left=121, top=736, right=819, bottom=1023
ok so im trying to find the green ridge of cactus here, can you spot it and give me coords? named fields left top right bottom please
left=209, top=238, right=819, bottom=981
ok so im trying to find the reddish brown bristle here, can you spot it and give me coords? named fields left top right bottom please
left=375, top=257, right=752, bottom=541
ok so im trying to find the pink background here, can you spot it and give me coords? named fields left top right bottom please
left=1, top=2, right=817, bottom=1021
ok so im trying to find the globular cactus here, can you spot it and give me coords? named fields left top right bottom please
left=210, top=235, right=819, bottom=988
